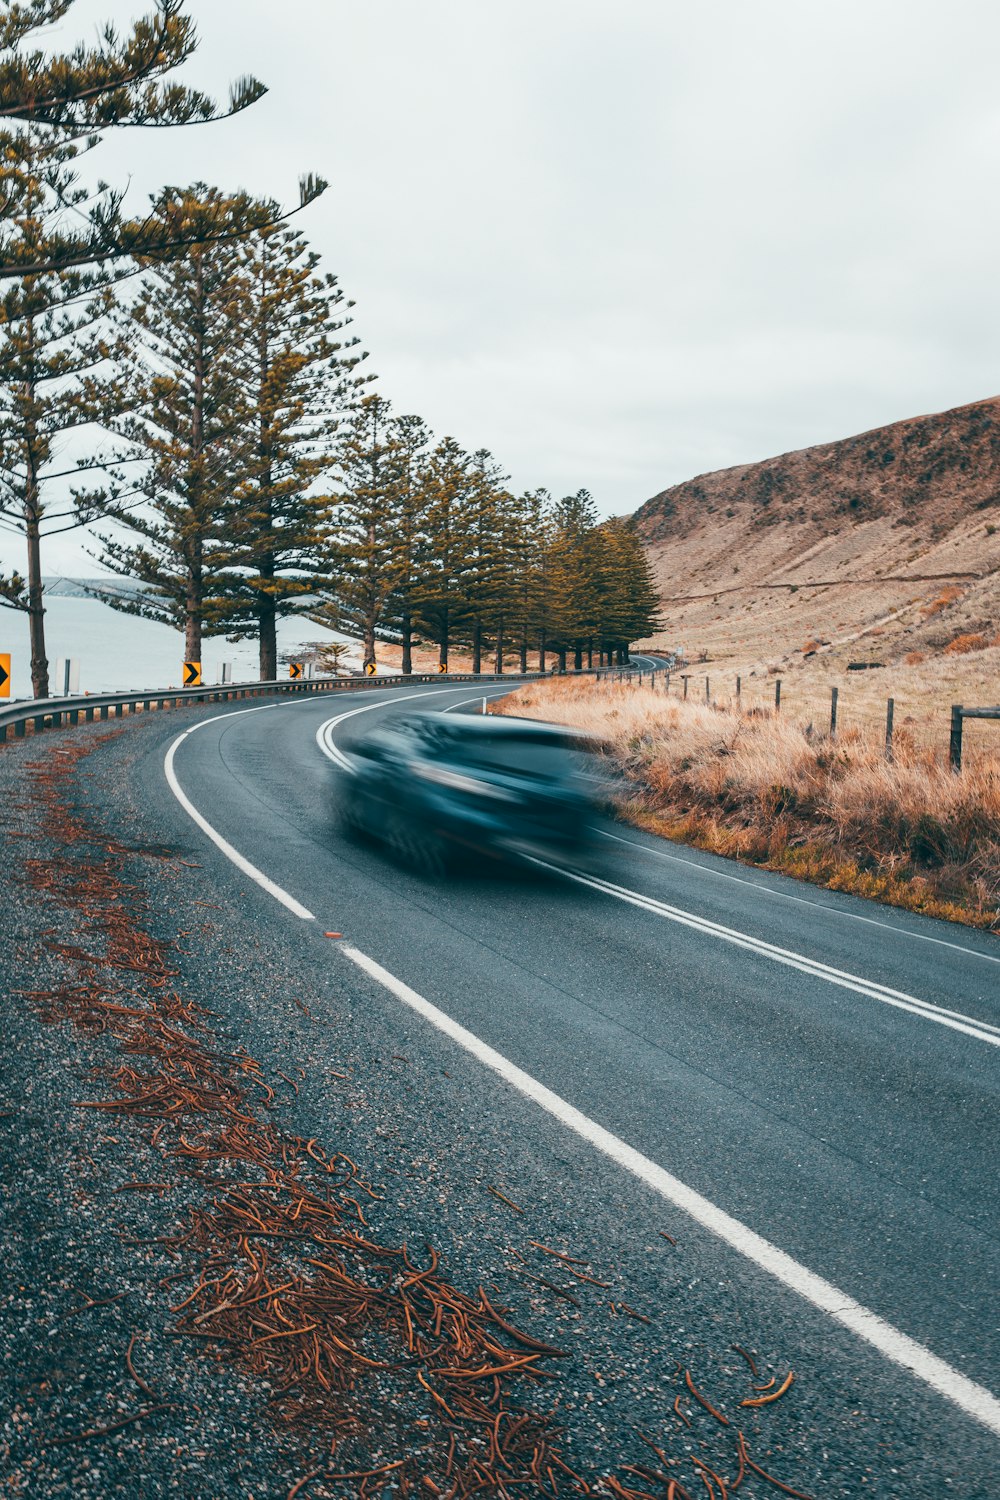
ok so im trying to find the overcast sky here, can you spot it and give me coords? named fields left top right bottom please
left=10, top=0, right=1000, bottom=574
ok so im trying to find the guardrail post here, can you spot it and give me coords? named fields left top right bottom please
left=949, top=705, right=963, bottom=773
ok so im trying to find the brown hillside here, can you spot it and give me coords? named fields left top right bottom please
left=633, top=396, right=1000, bottom=670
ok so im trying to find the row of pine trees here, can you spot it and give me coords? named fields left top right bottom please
left=0, top=2, right=659, bottom=698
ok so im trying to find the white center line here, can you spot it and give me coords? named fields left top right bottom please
left=340, top=942, right=1000, bottom=1439
left=600, top=828, right=1000, bottom=967
left=531, top=859, right=1000, bottom=1047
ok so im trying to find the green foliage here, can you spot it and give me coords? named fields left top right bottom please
left=462, top=449, right=511, bottom=671
left=223, top=219, right=370, bottom=677
left=0, top=126, right=132, bottom=694
left=327, top=394, right=407, bottom=671
left=410, top=436, right=476, bottom=668
left=385, top=412, right=434, bottom=673
left=94, top=184, right=252, bottom=659
left=0, top=1, right=319, bottom=280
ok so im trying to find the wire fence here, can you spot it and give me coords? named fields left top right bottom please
left=594, top=665, right=999, bottom=772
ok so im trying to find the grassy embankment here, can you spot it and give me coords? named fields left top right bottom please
left=496, top=673, right=1000, bottom=930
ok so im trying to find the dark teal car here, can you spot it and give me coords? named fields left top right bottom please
left=339, top=711, right=605, bottom=875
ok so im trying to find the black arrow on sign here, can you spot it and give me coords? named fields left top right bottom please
left=0, top=662, right=8, bottom=692
left=184, top=662, right=200, bottom=686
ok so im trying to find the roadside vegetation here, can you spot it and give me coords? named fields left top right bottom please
left=498, top=676, right=1000, bottom=929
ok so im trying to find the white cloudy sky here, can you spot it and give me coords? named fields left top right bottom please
left=9, top=0, right=1000, bottom=574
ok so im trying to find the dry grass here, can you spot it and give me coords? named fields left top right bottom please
left=497, top=676, right=1000, bottom=929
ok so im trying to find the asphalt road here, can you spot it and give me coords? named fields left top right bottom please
left=133, top=680, right=999, bottom=1490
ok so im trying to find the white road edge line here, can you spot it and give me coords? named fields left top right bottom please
left=164, top=704, right=316, bottom=921
left=600, top=828, right=1000, bottom=967
left=531, top=860, right=1000, bottom=1047
left=315, top=686, right=489, bottom=773
left=339, top=941, right=1000, bottom=1438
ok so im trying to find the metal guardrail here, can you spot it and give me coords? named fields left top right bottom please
left=0, top=670, right=544, bottom=744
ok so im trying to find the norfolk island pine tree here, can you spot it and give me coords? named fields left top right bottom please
left=223, top=219, right=371, bottom=680
left=0, top=0, right=326, bottom=692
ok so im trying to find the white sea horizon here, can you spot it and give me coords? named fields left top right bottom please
left=1, top=596, right=367, bottom=699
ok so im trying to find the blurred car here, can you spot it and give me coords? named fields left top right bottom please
left=338, top=711, right=607, bottom=874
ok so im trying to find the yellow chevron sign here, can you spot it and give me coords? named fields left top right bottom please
left=289, top=663, right=303, bottom=680
left=437, top=663, right=448, bottom=674
left=0, top=654, right=9, bottom=699
left=183, top=661, right=201, bottom=687
left=365, top=661, right=377, bottom=677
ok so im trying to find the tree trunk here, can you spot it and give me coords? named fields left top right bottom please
left=363, top=522, right=377, bottom=672
left=574, top=642, right=583, bottom=671
left=26, top=510, right=49, bottom=699
left=472, top=618, right=482, bottom=674
left=363, top=606, right=377, bottom=673
left=519, top=633, right=527, bottom=673
left=401, top=607, right=412, bottom=675
left=494, top=616, right=504, bottom=674
left=586, top=638, right=593, bottom=669
left=539, top=631, right=547, bottom=673
left=439, top=607, right=449, bottom=671
left=257, top=300, right=276, bottom=682
left=557, top=647, right=566, bottom=673
left=187, top=258, right=206, bottom=669
left=185, top=587, right=202, bottom=662
left=259, top=595, right=277, bottom=680
left=22, top=344, right=50, bottom=699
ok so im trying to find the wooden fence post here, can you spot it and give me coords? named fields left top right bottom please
left=885, top=698, right=895, bottom=760
left=705, top=676, right=710, bottom=704
left=682, top=674, right=689, bottom=700
left=949, top=705, right=963, bottom=772
left=735, top=675, right=741, bottom=705
left=774, top=679, right=781, bottom=711
left=830, top=686, right=838, bottom=737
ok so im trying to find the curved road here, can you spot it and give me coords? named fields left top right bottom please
left=153, top=680, right=997, bottom=1492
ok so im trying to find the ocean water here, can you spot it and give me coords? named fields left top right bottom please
left=1, top=596, right=362, bottom=699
